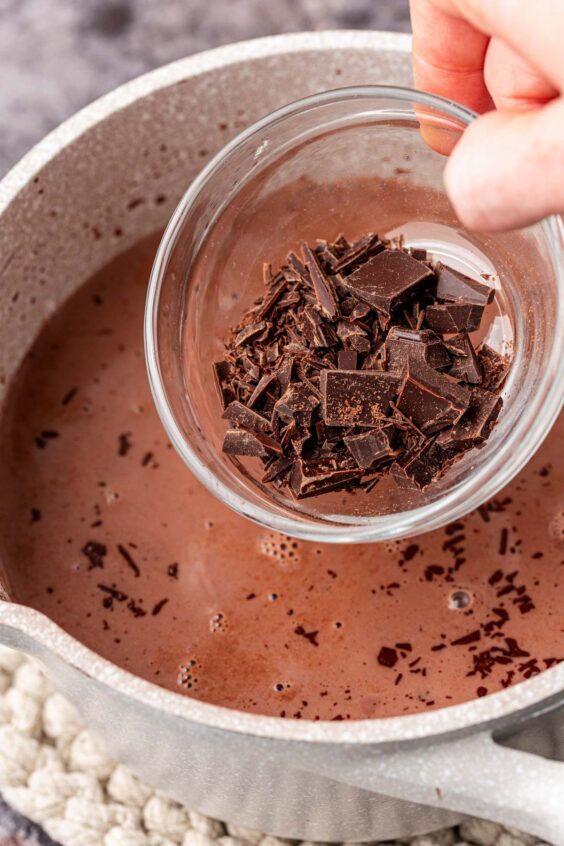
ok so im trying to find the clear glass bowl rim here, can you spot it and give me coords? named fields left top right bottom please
left=145, top=84, right=564, bottom=544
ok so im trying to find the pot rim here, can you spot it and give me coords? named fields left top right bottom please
left=1, top=30, right=562, bottom=745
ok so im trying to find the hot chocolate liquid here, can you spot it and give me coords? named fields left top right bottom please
left=0, top=235, right=562, bottom=720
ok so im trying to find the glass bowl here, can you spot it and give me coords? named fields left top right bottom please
left=145, top=85, right=564, bottom=543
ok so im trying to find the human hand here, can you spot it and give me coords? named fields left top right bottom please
left=409, top=0, right=564, bottom=231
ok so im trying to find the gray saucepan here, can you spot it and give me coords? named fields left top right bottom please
left=0, top=31, right=563, bottom=845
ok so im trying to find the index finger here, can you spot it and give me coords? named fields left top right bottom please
left=410, top=0, right=494, bottom=113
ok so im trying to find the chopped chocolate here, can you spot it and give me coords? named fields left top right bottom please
left=214, top=232, right=508, bottom=498
left=437, top=388, right=501, bottom=449
left=344, top=428, right=395, bottom=470
left=340, top=249, right=433, bottom=315
left=409, top=247, right=427, bottom=261
left=262, top=456, right=293, bottom=483
left=386, top=327, right=451, bottom=372
left=223, top=429, right=281, bottom=458
left=290, top=456, right=362, bottom=499
left=425, top=302, right=484, bottom=334
left=233, top=321, right=267, bottom=348
left=247, top=372, right=278, bottom=407
left=338, top=349, right=358, bottom=370
left=391, top=441, right=450, bottom=490
left=332, top=232, right=384, bottom=272
left=274, top=384, right=319, bottom=425
left=446, top=333, right=483, bottom=384
left=223, top=401, right=271, bottom=433
left=213, top=361, right=236, bottom=410
left=396, top=358, right=470, bottom=433
left=478, top=344, right=510, bottom=392
left=435, top=262, right=495, bottom=306
left=321, top=370, right=399, bottom=427
left=302, top=244, right=339, bottom=318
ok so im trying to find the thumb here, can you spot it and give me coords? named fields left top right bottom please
left=444, top=97, right=564, bottom=231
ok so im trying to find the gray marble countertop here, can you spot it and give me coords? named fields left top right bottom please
left=1, top=0, right=410, bottom=175
left=0, top=1, right=409, bottom=840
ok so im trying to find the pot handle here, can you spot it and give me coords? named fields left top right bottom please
left=324, top=722, right=564, bottom=845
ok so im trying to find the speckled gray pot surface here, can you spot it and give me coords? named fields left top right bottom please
left=0, top=31, right=563, bottom=845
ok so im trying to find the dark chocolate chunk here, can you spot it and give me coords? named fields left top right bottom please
left=386, top=326, right=451, bottom=372
left=340, top=249, right=433, bottom=315
left=233, top=321, right=267, bottom=348
left=333, top=232, right=384, bottom=272
left=274, top=383, right=319, bottom=425
left=262, top=456, right=294, bottom=483
left=247, top=372, right=278, bottom=407
left=396, top=358, right=470, bottom=433
left=213, top=361, right=236, bottom=409
left=302, top=243, right=338, bottom=318
left=321, top=370, right=400, bottom=427
left=478, top=344, right=510, bottom=392
left=223, top=429, right=281, bottom=458
left=437, top=388, right=501, bottom=449
left=391, top=441, right=451, bottom=490
left=337, top=321, right=371, bottom=353
left=435, top=262, right=495, bottom=306
left=223, top=401, right=271, bottom=433
left=344, top=428, right=395, bottom=469
left=290, top=456, right=362, bottom=499
left=302, top=305, right=332, bottom=348
left=257, top=278, right=289, bottom=319
left=446, top=333, right=483, bottom=384
left=425, top=302, right=484, bottom=333
left=337, top=349, right=358, bottom=370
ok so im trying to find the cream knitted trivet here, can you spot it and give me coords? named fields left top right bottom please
left=0, top=645, right=546, bottom=846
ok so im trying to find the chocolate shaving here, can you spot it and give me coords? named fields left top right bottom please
left=82, top=541, right=107, bottom=570
left=117, top=543, right=141, bottom=577
left=302, top=243, right=338, bottom=318
left=118, top=433, right=132, bottom=457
